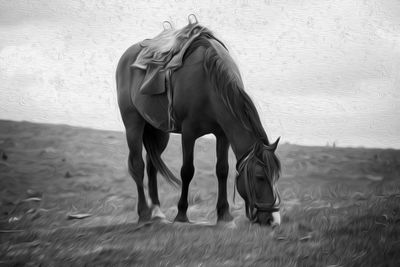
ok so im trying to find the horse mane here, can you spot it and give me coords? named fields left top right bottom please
left=185, top=27, right=282, bottom=177
left=188, top=29, right=270, bottom=145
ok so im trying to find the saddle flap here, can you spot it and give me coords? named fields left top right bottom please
left=139, top=67, right=166, bottom=95
left=129, top=68, right=172, bottom=131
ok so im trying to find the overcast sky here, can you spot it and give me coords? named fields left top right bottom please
left=0, top=0, right=399, bottom=148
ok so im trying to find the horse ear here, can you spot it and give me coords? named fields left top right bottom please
left=188, top=14, right=198, bottom=24
left=265, top=137, right=280, bottom=152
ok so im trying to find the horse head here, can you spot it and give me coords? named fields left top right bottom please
left=236, top=137, right=281, bottom=226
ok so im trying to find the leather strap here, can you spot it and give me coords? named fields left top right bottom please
left=235, top=143, right=280, bottom=221
left=166, top=69, right=176, bottom=131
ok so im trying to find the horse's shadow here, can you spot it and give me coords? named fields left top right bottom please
left=47, top=216, right=246, bottom=240
left=25, top=219, right=245, bottom=264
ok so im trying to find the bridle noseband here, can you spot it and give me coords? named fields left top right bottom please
left=235, top=144, right=280, bottom=222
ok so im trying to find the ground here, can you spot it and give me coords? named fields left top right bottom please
left=0, top=120, right=399, bottom=266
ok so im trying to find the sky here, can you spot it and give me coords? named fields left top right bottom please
left=0, top=0, right=399, bottom=148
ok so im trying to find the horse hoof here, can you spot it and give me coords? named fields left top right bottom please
left=151, top=205, right=166, bottom=220
left=174, top=214, right=189, bottom=223
left=138, top=209, right=152, bottom=223
left=138, top=216, right=151, bottom=223
left=217, top=212, right=234, bottom=222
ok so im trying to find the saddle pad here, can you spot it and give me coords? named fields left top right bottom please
left=134, top=23, right=203, bottom=69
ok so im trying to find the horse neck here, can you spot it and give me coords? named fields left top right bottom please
left=219, top=120, right=258, bottom=161
left=211, top=95, right=260, bottom=161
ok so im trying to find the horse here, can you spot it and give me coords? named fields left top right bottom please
left=116, top=17, right=282, bottom=226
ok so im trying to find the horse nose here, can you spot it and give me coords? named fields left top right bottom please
left=257, top=211, right=281, bottom=227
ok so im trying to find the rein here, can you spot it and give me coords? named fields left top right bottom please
left=235, top=144, right=280, bottom=222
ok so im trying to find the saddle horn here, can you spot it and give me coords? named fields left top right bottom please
left=162, top=21, right=174, bottom=31
left=265, top=137, right=280, bottom=152
left=188, top=14, right=198, bottom=24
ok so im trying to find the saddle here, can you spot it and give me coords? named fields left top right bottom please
left=131, top=15, right=206, bottom=95
left=130, top=15, right=224, bottom=132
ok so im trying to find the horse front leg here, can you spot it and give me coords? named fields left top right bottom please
left=174, top=131, right=195, bottom=223
left=216, top=133, right=233, bottom=222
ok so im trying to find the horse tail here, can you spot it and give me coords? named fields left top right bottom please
left=142, top=132, right=181, bottom=188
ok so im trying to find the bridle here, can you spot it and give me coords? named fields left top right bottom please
left=235, top=144, right=281, bottom=222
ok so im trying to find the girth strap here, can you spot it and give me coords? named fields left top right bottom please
left=165, top=69, right=176, bottom=131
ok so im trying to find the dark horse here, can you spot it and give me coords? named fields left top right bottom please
left=116, top=19, right=281, bottom=226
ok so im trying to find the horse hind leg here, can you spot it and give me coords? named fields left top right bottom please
left=145, top=154, right=166, bottom=220
left=123, top=109, right=152, bottom=222
left=143, top=124, right=169, bottom=220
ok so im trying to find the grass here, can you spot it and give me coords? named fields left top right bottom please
left=0, top=120, right=399, bottom=266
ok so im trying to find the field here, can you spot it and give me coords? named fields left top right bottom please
left=0, top=120, right=399, bottom=266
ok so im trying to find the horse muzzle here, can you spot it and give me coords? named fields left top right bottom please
left=257, top=210, right=281, bottom=227
left=246, top=204, right=281, bottom=227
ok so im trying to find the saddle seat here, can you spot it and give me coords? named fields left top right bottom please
left=131, top=22, right=207, bottom=95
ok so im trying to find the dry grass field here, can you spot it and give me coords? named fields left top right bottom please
left=0, top=120, right=399, bottom=266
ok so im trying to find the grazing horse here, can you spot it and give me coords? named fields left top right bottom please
left=116, top=17, right=281, bottom=226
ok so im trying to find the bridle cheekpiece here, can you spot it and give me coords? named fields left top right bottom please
left=235, top=143, right=281, bottom=222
